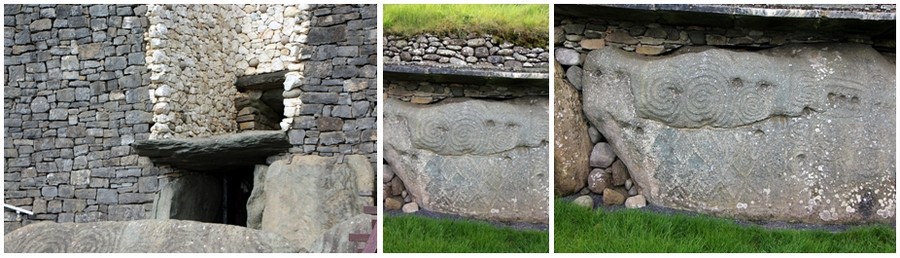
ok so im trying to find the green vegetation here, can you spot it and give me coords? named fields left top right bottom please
left=383, top=215, right=549, bottom=253
left=383, top=4, right=549, bottom=47
left=554, top=199, right=895, bottom=253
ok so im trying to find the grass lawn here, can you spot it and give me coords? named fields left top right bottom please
left=383, top=215, right=549, bottom=253
left=383, top=4, right=548, bottom=47
left=554, top=199, right=896, bottom=253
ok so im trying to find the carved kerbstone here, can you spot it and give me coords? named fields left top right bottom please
left=582, top=44, right=895, bottom=224
left=4, top=220, right=302, bottom=253
left=384, top=97, right=549, bottom=223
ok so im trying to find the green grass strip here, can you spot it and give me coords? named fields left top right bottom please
left=383, top=215, right=549, bottom=253
left=554, top=199, right=895, bottom=253
left=383, top=4, right=549, bottom=48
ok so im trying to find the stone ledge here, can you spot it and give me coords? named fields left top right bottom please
left=557, top=4, right=895, bottom=36
left=132, top=130, right=290, bottom=172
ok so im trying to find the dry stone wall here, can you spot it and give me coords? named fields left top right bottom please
left=385, top=34, right=550, bottom=69
left=146, top=4, right=313, bottom=139
left=4, top=5, right=379, bottom=241
left=290, top=4, right=378, bottom=167
left=4, top=4, right=167, bottom=234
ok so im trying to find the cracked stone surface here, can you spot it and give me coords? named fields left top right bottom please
left=581, top=43, right=895, bottom=224
left=384, top=97, right=549, bottom=223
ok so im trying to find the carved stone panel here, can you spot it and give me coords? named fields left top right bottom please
left=384, top=97, right=549, bottom=223
left=582, top=44, right=895, bottom=224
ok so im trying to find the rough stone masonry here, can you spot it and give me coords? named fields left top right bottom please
left=5, top=4, right=378, bottom=253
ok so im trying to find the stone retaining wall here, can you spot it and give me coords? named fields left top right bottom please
left=4, top=4, right=167, bottom=234
left=146, top=4, right=312, bottom=139
left=385, top=34, right=550, bottom=69
left=289, top=4, right=377, bottom=168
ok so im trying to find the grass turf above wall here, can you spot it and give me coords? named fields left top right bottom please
left=554, top=199, right=896, bottom=253
left=383, top=4, right=548, bottom=48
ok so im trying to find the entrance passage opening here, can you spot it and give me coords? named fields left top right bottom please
left=134, top=131, right=291, bottom=227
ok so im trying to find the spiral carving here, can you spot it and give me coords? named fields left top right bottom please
left=447, top=106, right=485, bottom=154
left=737, top=87, right=768, bottom=125
left=405, top=99, right=546, bottom=155
left=638, top=69, right=684, bottom=124
left=411, top=112, right=450, bottom=151
left=685, top=75, right=722, bottom=125
left=69, top=224, right=121, bottom=252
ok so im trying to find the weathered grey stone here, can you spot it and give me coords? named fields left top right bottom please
left=96, top=189, right=117, bottom=204
left=554, top=62, right=591, bottom=196
left=384, top=97, right=548, bottom=223
left=308, top=214, right=374, bottom=253
left=608, top=159, right=630, bottom=186
left=307, top=25, right=346, bottom=45
left=589, top=142, right=616, bottom=168
left=566, top=65, right=584, bottom=90
left=256, top=155, right=363, bottom=250
left=555, top=48, right=582, bottom=66
left=151, top=173, right=222, bottom=223
left=587, top=168, right=611, bottom=194
left=246, top=165, right=268, bottom=230
left=30, top=19, right=52, bottom=31
left=573, top=195, right=594, bottom=208
left=582, top=44, right=895, bottom=224
left=132, top=131, right=290, bottom=172
left=4, top=220, right=302, bottom=252
left=31, top=96, right=50, bottom=113
left=105, top=56, right=127, bottom=70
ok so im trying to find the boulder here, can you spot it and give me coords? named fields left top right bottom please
left=602, top=188, right=626, bottom=205
left=151, top=174, right=222, bottom=223
left=589, top=142, right=616, bottom=168
left=251, top=155, right=367, bottom=250
left=4, top=220, right=302, bottom=252
left=385, top=197, right=403, bottom=210
left=573, top=195, right=594, bottom=208
left=554, top=61, right=592, bottom=196
left=608, top=160, right=631, bottom=186
left=402, top=202, right=419, bottom=213
left=582, top=44, right=895, bottom=224
left=625, top=195, right=647, bottom=209
left=309, top=214, right=375, bottom=253
left=587, top=168, right=610, bottom=194
left=384, top=97, right=549, bottom=223
left=246, top=164, right=268, bottom=229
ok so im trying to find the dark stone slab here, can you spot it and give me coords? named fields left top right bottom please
left=556, top=4, right=895, bottom=36
left=236, top=70, right=289, bottom=91
left=131, top=130, right=290, bottom=172
left=384, top=64, right=548, bottom=88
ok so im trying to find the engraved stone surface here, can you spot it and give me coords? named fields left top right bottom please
left=384, top=97, right=549, bottom=223
left=252, top=155, right=366, bottom=250
left=582, top=44, right=895, bottom=224
left=4, top=220, right=302, bottom=253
